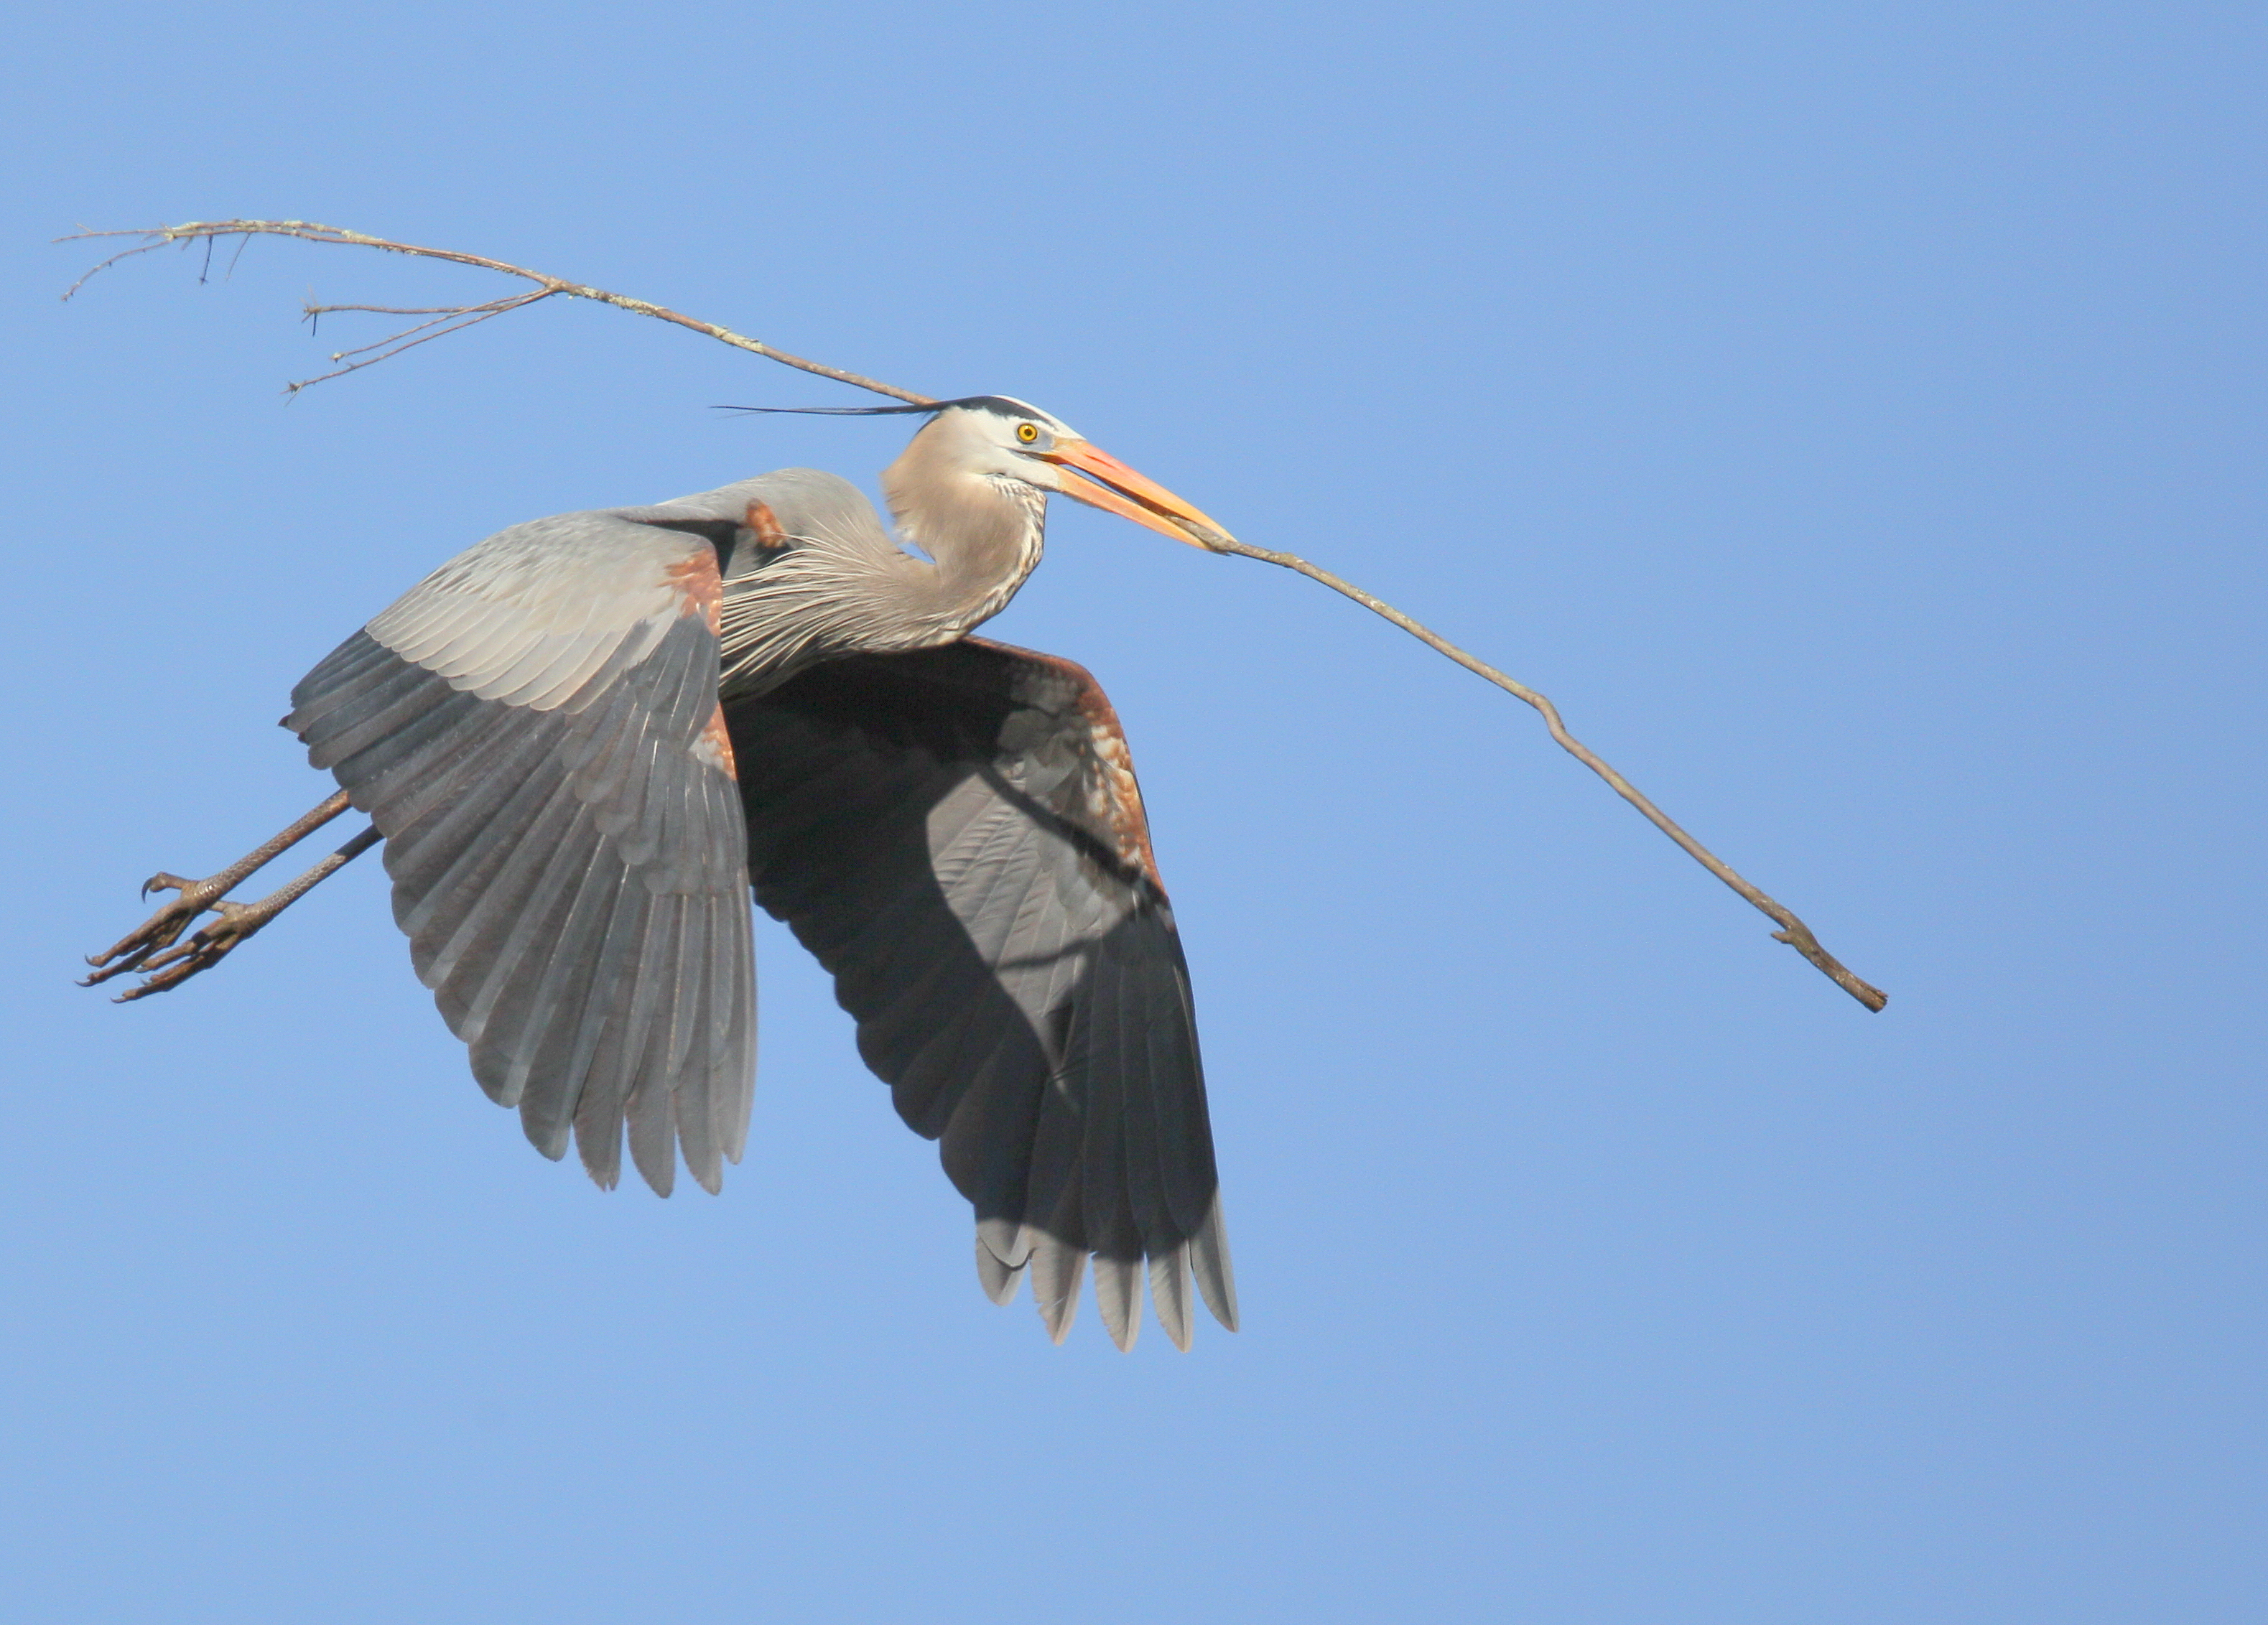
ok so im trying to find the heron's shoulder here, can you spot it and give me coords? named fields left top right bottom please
left=619, top=468, right=877, bottom=529
left=401, top=506, right=702, bottom=594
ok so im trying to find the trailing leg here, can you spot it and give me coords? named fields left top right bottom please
left=83, top=791, right=373, bottom=996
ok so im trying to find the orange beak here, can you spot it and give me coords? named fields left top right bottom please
left=1039, top=439, right=1236, bottom=551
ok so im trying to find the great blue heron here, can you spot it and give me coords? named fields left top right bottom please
left=84, top=396, right=1238, bottom=1351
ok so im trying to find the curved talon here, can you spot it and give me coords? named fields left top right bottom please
left=143, top=872, right=226, bottom=911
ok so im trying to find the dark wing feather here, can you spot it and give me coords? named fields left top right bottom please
left=727, top=638, right=1235, bottom=1349
left=285, top=511, right=756, bottom=1195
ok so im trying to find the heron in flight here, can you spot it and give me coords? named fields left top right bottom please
left=85, top=396, right=1238, bottom=1351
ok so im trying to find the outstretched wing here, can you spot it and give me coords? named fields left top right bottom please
left=284, top=511, right=756, bottom=1196
left=728, top=638, right=1235, bottom=1351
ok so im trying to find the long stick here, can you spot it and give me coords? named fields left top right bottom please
left=60, top=218, right=1886, bottom=1011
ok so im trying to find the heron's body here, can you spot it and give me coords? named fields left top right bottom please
left=223, top=399, right=1240, bottom=1349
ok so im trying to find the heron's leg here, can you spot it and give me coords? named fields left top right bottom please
left=82, top=790, right=355, bottom=985
left=97, top=824, right=382, bottom=1002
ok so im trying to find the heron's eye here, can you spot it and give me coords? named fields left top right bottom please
left=1016, top=422, right=1040, bottom=444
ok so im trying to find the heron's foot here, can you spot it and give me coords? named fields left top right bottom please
left=102, top=895, right=285, bottom=1002
left=80, top=815, right=380, bottom=1002
left=80, top=791, right=363, bottom=995
left=80, top=871, right=241, bottom=987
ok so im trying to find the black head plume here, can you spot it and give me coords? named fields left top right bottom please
left=715, top=401, right=942, bottom=416
left=715, top=396, right=1043, bottom=420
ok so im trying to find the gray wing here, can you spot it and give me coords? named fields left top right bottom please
left=284, top=510, right=756, bottom=1196
left=727, top=638, right=1235, bottom=1351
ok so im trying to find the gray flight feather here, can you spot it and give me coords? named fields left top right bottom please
left=286, top=511, right=756, bottom=1198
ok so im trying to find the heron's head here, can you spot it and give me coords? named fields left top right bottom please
left=906, top=396, right=1237, bottom=551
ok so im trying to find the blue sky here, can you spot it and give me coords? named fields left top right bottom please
left=4, top=3, right=2262, bottom=1620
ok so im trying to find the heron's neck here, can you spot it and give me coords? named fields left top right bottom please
left=881, top=455, right=1046, bottom=635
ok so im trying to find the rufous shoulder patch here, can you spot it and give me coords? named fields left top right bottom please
left=1070, top=683, right=1165, bottom=893
left=663, top=545, right=725, bottom=635
left=744, top=500, right=790, bottom=549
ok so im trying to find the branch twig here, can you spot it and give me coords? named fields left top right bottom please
left=60, top=220, right=929, bottom=402
left=59, top=218, right=1885, bottom=1011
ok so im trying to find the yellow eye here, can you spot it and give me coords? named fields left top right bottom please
left=1016, top=422, right=1040, bottom=443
